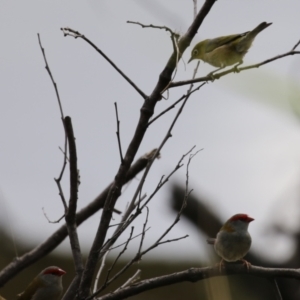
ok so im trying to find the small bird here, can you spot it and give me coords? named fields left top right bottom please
left=188, top=22, right=272, bottom=75
left=18, top=266, right=66, bottom=300
left=207, top=214, right=254, bottom=270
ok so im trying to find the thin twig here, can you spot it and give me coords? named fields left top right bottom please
left=61, top=27, right=148, bottom=100
left=160, top=32, right=181, bottom=97
left=127, top=20, right=181, bottom=98
left=272, top=279, right=283, bottom=300
left=114, top=102, right=124, bottom=164
left=37, top=33, right=64, bottom=119
left=107, top=227, right=150, bottom=251
left=140, top=148, right=200, bottom=257
left=170, top=49, right=300, bottom=88
left=97, top=227, right=135, bottom=294
left=116, top=269, right=141, bottom=291
left=93, top=209, right=150, bottom=295
left=292, top=39, right=300, bottom=51
left=76, top=1, right=218, bottom=297
left=140, top=146, right=196, bottom=212
left=93, top=251, right=110, bottom=293
left=0, top=149, right=159, bottom=286
left=155, top=235, right=189, bottom=247
left=148, top=82, right=205, bottom=125
left=120, top=79, right=199, bottom=228
left=37, top=33, right=69, bottom=211
left=42, top=208, right=65, bottom=223
left=90, top=148, right=195, bottom=299
left=127, top=21, right=180, bottom=39
left=137, top=207, right=149, bottom=256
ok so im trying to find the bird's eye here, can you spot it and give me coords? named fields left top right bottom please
left=193, top=49, right=198, bottom=56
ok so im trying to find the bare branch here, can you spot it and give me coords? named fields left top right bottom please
left=292, top=39, right=300, bottom=51
left=127, top=21, right=180, bottom=39
left=37, top=33, right=69, bottom=210
left=148, top=83, right=205, bottom=126
left=37, top=33, right=64, bottom=119
left=98, top=227, right=135, bottom=293
left=60, top=27, right=148, bottom=100
left=121, top=81, right=199, bottom=226
left=154, top=235, right=189, bottom=247
left=93, top=251, right=110, bottom=294
left=272, top=279, right=283, bottom=300
left=70, top=1, right=218, bottom=297
left=89, top=148, right=195, bottom=299
left=42, top=207, right=64, bottom=224
left=0, top=149, right=157, bottom=286
left=140, top=148, right=200, bottom=257
left=107, top=227, right=134, bottom=279
left=96, top=265, right=300, bottom=300
left=116, top=269, right=141, bottom=291
left=137, top=207, right=149, bottom=256
left=107, top=227, right=150, bottom=251
left=127, top=20, right=182, bottom=99
left=64, top=116, right=84, bottom=270
left=114, top=102, right=124, bottom=164
left=170, top=49, right=300, bottom=88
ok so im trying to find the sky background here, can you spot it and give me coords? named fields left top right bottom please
left=0, top=1, right=300, bottom=264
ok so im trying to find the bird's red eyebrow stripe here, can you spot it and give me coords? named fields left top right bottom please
left=229, top=214, right=254, bottom=222
left=43, top=268, right=66, bottom=276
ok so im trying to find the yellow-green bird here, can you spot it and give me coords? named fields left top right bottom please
left=188, top=22, right=272, bottom=73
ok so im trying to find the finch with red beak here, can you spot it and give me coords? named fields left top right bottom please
left=207, top=214, right=254, bottom=269
left=18, top=266, right=66, bottom=300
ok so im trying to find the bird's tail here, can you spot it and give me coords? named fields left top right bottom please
left=236, top=22, right=272, bottom=52
left=248, top=22, right=272, bottom=39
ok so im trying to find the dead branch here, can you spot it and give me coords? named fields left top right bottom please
left=96, top=265, right=300, bottom=300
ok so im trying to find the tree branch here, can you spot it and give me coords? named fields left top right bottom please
left=114, top=102, right=124, bottom=164
left=60, top=27, right=148, bottom=100
left=0, top=149, right=158, bottom=287
left=62, top=116, right=84, bottom=300
left=77, top=1, right=217, bottom=297
left=169, top=49, right=300, bottom=88
left=96, top=265, right=300, bottom=300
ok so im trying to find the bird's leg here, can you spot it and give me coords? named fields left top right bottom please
left=233, top=61, right=243, bottom=73
left=207, top=67, right=224, bottom=81
left=217, top=259, right=225, bottom=272
left=241, top=259, right=251, bottom=271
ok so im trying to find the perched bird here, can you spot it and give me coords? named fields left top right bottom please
left=207, top=214, right=254, bottom=269
left=18, top=266, right=66, bottom=300
left=188, top=22, right=272, bottom=74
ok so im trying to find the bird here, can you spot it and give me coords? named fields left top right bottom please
left=207, top=214, right=254, bottom=270
left=188, top=22, right=272, bottom=75
left=18, top=266, right=66, bottom=300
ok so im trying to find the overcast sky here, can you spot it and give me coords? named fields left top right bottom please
left=0, top=1, right=300, bottom=263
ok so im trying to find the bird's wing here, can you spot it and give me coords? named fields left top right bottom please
left=205, top=32, right=248, bottom=53
left=17, top=277, right=42, bottom=300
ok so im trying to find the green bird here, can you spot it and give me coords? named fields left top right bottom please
left=188, top=22, right=272, bottom=74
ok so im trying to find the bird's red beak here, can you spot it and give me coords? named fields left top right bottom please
left=246, top=216, right=254, bottom=223
left=56, top=269, right=66, bottom=276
